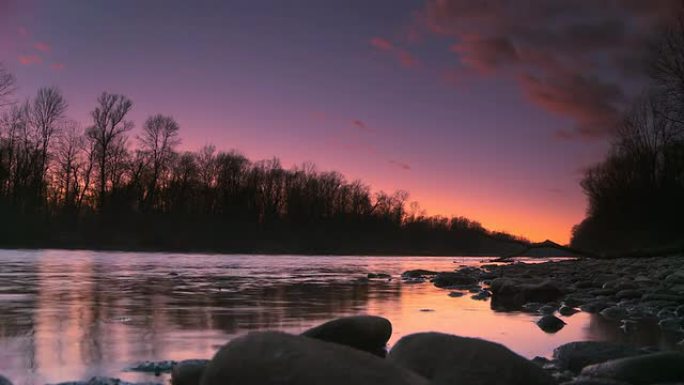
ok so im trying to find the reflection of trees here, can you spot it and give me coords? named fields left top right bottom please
left=0, top=253, right=404, bottom=376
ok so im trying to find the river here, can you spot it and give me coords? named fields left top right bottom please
left=0, top=250, right=667, bottom=385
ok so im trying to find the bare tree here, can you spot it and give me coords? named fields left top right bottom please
left=86, top=92, right=133, bottom=210
left=54, top=121, right=84, bottom=210
left=0, top=63, right=16, bottom=108
left=138, top=114, right=180, bottom=208
left=31, top=87, right=68, bottom=181
left=650, top=12, right=684, bottom=124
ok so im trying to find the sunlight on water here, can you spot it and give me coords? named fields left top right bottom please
left=0, top=250, right=665, bottom=385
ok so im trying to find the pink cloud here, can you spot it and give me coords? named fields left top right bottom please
left=397, top=50, right=419, bottom=68
left=370, top=37, right=394, bottom=51
left=18, top=26, right=28, bottom=38
left=450, top=35, right=518, bottom=73
left=51, top=62, right=65, bottom=71
left=369, top=36, right=419, bottom=69
left=18, top=54, right=42, bottom=65
left=519, top=73, right=624, bottom=139
left=352, top=119, right=367, bottom=130
left=389, top=159, right=411, bottom=171
left=33, top=41, right=51, bottom=52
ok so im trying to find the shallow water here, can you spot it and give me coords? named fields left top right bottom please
left=0, top=250, right=672, bottom=385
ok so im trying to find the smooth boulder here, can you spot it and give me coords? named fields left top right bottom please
left=553, top=341, right=643, bottom=373
left=580, top=352, right=684, bottom=385
left=200, top=331, right=428, bottom=385
left=491, top=279, right=563, bottom=309
left=171, top=360, right=209, bottom=385
left=301, top=315, right=391, bottom=355
left=536, top=315, right=566, bottom=333
left=0, top=375, right=11, bottom=385
left=388, top=332, right=555, bottom=385
left=433, top=272, right=477, bottom=288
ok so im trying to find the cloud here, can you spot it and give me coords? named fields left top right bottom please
left=418, top=0, right=682, bottom=139
left=397, top=50, right=419, bottom=68
left=370, top=37, right=394, bottom=51
left=352, top=119, right=371, bottom=131
left=18, top=54, right=42, bottom=65
left=518, top=72, right=624, bottom=139
left=450, top=35, right=518, bottom=73
left=51, top=62, right=65, bottom=71
left=369, top=36, right=420, bottom=69
left=33, top=41, right=51, bottom=52
left=389, top=159, right=411, bottom=171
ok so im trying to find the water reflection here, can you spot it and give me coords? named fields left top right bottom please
left=0, top=251, right=675, bottom=385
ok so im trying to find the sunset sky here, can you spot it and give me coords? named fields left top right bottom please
left=1, top=1, right=677, bottom=243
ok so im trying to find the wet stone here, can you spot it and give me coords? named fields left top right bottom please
left=537, top=315, right=566, bottom=333
left=580, top=352, right=684, bottom=385
left=301, top=315, right=392, bottom=356
left=559, top=305, right=580, bottom=316
left=388, top=332, right=555, bottom=385
left=201, top=331, right=428, bottom=385
left=128, top=361, right=176, bottom=375
left=553, top=341, right=643, bottom=373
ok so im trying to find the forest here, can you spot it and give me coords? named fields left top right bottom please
left=570, top=19, right=684, bottom=254
left=0, top=68, right=526, bottom=255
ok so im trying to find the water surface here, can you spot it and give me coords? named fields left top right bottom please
left=0, top=250, right=669, bottom=385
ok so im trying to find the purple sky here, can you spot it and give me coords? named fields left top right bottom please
left=1, top=0, right=677, bottom=243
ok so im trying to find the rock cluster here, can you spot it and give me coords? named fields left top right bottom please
left=484, top=256, right=684, bottom=334
left=409, top=256, right=684, bottom=336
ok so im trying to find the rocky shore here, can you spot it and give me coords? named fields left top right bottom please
left=3, top=256, right=684, bottom=385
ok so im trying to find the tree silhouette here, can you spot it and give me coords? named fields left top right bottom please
left=86, top=92, right=133, bottom=211
left=0, top=68, right=527, bottom=254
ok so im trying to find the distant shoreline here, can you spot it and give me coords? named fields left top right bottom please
left=0, top=243, right=512, bottom=257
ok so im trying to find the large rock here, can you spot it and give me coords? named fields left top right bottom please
left=0, top=375, right=11, bottom=385
left=49, top=378, right=161, bottom=385
left=580, top=352, right=684, bottom=385
left=200, top=332, right=428, bottom=385
left=560, top=379, right=631, bottom=385
left=301, top=315, right=391, bottom=355
left=553, top=341, right=643, bottom=373
left=536, top=315, right=566, bottom=333
left=433, top=272, right=478, bottom=288
left=387, top=332, right=555, bottom=385
left=491, top=279, right=564, bottom=309
left=171, top=360, right=210, bottom=385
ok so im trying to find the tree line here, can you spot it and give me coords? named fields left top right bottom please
left=0, top=68, right=526, bottom=254
left=571, top=17, right=684, bottom=254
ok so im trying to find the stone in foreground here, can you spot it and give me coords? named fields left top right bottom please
left=0, top=375, right=11, bottom=385
left=536, top=315, right=566, bottom=333
left=49, top=378, right=161, bottom=385
left=201, top=331, right=428, bottom=385
left=559, top=379, right=632, bottom=385
left=301, top=315, right=391, bottom=356
left=387, top=332, right=555, bottom=385
left=553, top=341, right=643, bottom=373
left=171, top=360, right=210, bottom=385
left=128, top=360, right=176, bottom=374
left=490, top=279, right=563, bottom=309
left=580, top=352, right=684, bottom=385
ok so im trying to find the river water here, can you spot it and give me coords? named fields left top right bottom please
left=0, top=250, right=669, bottom=385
